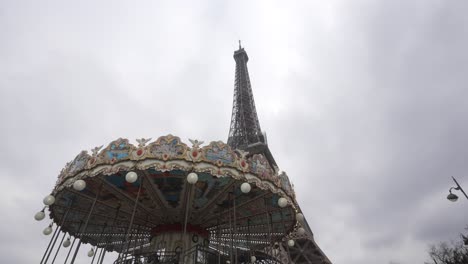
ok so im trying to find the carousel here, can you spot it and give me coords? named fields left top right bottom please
left=36, top=135, right=306, bottom=264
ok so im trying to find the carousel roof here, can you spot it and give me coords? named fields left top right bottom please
left=49, top=135, right=298, bottom=253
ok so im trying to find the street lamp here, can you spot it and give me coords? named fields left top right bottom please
left=447, top=190, right=458, bottom=202
left=447, top=176, right=468, bottom=202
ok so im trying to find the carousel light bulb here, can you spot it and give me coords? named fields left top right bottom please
left=43, top=195, right=55, bottom=206
left=278, top=197, right=288, bottom=208
left=251, top=256, right=256, bottom=262
left=297, top=227, right=306, bottom=235
left=240, top=182, right=251, bottom=194
left=296, top=212, right=304, bottom=222
left=63, top=237, right=71, bottom=248
left=287, top=239, right=295, bottom=247
left=43, top=225, right=53, bottom=235
left=125, top=171, right=138, bottom=183
left=187, top=172, right=198, bottom=184
left=73, top=180, right=86, bottom=191
left=34, top=210, right=46, bottom=221
left=87, top=248, right=94, bottom=257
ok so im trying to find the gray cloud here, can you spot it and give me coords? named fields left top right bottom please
left=1, top=1, right=467, bottom=263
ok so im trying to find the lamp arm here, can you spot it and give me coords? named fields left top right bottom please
left=452, top=177, right=468, bottom=201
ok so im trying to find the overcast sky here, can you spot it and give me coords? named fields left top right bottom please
left=1, top=1, right=468, bottom=263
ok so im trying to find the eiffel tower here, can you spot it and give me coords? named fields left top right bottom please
left=227, top=43, right=332, bottom=264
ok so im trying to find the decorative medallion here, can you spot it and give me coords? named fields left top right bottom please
left=188, top=139, right=204, bottom=161
left=249, top=154, right=275, bottom=183
left=203, top=141, right=236, bottom=167
left=148, top=135, right=187, bottom=160
left=100, top=138, right=134, bottom=163
left=68, top=151, right=90, bottom=175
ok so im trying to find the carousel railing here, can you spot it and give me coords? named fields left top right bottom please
left=113, top=245, right=283, bottom=264
left=113, top=250, right=180, bottom=264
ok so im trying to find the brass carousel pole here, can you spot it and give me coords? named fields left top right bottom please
left=264, top=197, right=273, bottom=262
left=40, top=224, right=59, bottom=264
left=70, top=182, right=103, bottom=264
left=94, top=248, right=104, bottom=264
left=217, top=218, right=221, bottom=264
left=90, top=223, right=107, bottom=264
left=247, top=218, right=251, bottom=262
left=98, top=204, right=119, bottom=264
left=46, top=201, right=73, bottom=264
left=50, top=232, right=67, bottom=264
left=98, top=249, right=106, bottom=264
left=229, top=191, right=233, bottom=263
left=121, top=176, right=143, bottom=261
left=233, top=185, right=238, bottom=264
left=64, top=221, right=82, bottom=264
left=280, top=210, right=292, bottom=263
left=183, top=181, right=193, bottom=253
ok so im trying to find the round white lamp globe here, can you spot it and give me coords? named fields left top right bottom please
left=240, top=182, right=251, bottom=194
left=278, top=197, right=288, bottom=208
left=251, top=256, right=256, bottom=262
left=87, top=248, right=94, bottom=257
left=296, top=212, right=304, bottom=222
left=187, top=172, right=198, bottom=184
left=73, top=180, right=86, bottom=191
left=43, top=225, right=53, bottom=235
left=297, top=227, right=306, bottom=235
left=34, top=211, right=46, bottom=221
left=43, top=195, right=55, bottom=206
left=287, top=239, right=295, bottom=247
left=125, top=171, right=138, bottom=183
left=63, top=238, right=71, bottom=248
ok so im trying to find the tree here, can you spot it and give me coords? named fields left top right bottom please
left=425, top=238, right=468, bottom=264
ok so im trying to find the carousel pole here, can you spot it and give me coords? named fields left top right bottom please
left=264, top=197, right=273, bottom=261
left=45, top=202, right=73, bottom=263
left=228, top=192, right=233, bottom=263
left=232, top=186, right=238, bottom=264
left=70, top=182, right=103, bottom=264
left=121, top=226, right=135, bottom=261
left=64, top=221, right=82, bottom=264
left=131, top=224, right=141, bottom=257
left=182, top=182, right=192, bottom=252
left=40, top=223, right=59, bottom=264
left=247, top=218, right=251, bottom=261
left=122, top=176, right=143, bottom=261
left=63, top=236, right=77, bottom=264
left=98, top=249, right=106, bottom=264
left=102, top=203, right=119, bottom=262
left=280, top=210, right=292, bottom=263
left=90, top=223, right=107, bottom=264
left=183, top=171, right=199, bottom=264
left=50, top=232, right=67, bottom=264
left=94, top=248, right=104, bottom=264
left=217, top=218, right=221, bottom=264
left=161, top=226, right=166, bottom=251
left=88, top=246, right=97, bottom=264
left=44, top=226, right=62, bottom=264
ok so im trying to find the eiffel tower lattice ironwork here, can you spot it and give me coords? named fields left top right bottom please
left=227, top=43, right=264, bottom=150
left=227, top=44, right=332, bottom=264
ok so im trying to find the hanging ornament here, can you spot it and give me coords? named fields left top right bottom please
left=43, top=195, right=55, bottom=206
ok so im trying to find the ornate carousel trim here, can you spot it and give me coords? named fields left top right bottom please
left=54, top=135, right=297, bottom=207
